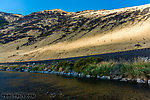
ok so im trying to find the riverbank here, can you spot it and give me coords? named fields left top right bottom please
left=0, top=57, right=150, bottom=85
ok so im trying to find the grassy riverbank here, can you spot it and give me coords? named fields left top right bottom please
left=0, top=57, right=150, bottom=84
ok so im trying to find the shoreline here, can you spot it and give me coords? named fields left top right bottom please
left=0, top=57, right=150, bottom=86
left=0, top=69, right=150, bottom=86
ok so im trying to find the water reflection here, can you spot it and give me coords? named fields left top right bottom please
left=0, top=72, right=149, bottom=100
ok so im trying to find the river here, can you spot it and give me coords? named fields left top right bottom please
left=0, top=71, right=149, bottom=100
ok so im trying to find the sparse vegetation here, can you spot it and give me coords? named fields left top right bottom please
left=1, top=5, right=150, bottom=64
left=135, top=44, right=142, bottom=47
left=0, top=16, right=8, bottom=29
left=76, top=11, right=81, bottom=13
left=0, top=57, right=150, bottom=84
left=38, top=31, right=52, bottom=37
left=0, top=23, right=8, bottom=29
left=72, top=27, right=78, bottom=32
left=16, top=46, right=19, bottom=50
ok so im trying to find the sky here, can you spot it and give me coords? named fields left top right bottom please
left=0, top=0, right=150, bottom=15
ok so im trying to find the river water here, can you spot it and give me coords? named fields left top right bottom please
left=0, top=71, right=149, bottom=100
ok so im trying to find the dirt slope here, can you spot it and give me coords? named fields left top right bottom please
left=0, top=4, right=150, bottom=62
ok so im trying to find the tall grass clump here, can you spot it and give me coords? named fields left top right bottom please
left=133, top=62, right=150, bottom=81
left=38, top=64, right=47, bottom=71
left=82, top=62, right=115, bottom=77
left=120, top=61, right=150, bottom=82
left=98, top=62, right=115, bottom=76
left=120, top=63, right=137, bottom=79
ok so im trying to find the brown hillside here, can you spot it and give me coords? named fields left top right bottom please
left=0, top=4, right=150, bottom=62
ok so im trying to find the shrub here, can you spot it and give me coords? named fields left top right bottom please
left=120, top=63, right=137, bottom=79
left=64, top=66, right=72, bottom=73
left=73, top=57, right=103, bottom=73
left=19, top=67, right=25, bottom=71
left=16, top=46, right=20, bottom=50
left=83, top=65, right=97, bottom=76
left=98, top=63, right=114, bottom=76
left=51, top=64, right=56, bottom=70
left=0, top=66, right=7, bottom=70
left=39, top=32, right=50, bottom=37
left=76, top=11, right=81, bottom=13
left=32, top=67, right=39, bottom=72
left=54, top=61, right=74, bottom=71
left=134, top=44, right=142, bottom=48
left=12, top=65, right=21, bottom=69
left=38, top=64, right=46, bottom=71
left=13, top=66, right=16, bottom=69
left=0, top=17, right=8, bottom=29
left=120, top=62, right=150, bottom=79
left=134, top=62, right=150, bottom=79
left=82, top=62, right=114, bottom=77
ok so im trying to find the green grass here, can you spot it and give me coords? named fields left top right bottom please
left=119, top=62, right=150, bottom=80
left=73, top=57, right=104, bottom=73
left=54, top=61, right=74, bottom=72
left=0, top=57, right=150, bottom=83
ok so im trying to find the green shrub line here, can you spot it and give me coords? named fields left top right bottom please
left=0, top=57, right=150, bottom=84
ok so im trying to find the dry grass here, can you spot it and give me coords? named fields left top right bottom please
left=0, top=6, right=150, bottom=63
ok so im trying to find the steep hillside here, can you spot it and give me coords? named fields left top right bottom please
left=0, top=12, right=23, bottom=22
left=0, top=4, right=150, bottom=62
left=0, top=11, right=23, bottom=31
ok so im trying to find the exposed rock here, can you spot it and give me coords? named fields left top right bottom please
left=86, top=75, right=91, bottom=78
left=120, top=78, right=127, bottom=82
left=101, top=76, right=110, bottom=79
left=148, top=80, right=150, bottom=84
left=137, top=78, right=146, bottom=84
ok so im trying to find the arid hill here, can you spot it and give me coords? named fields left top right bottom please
left=0, top=4, right=150, bottom=62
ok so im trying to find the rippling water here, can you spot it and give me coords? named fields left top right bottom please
left=0, top=71, right=149, bottom=100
